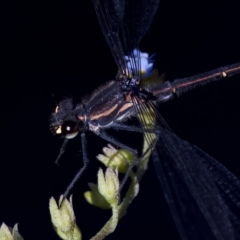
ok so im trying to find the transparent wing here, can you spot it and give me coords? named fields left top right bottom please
left=92, top=0, right=160, bottom=77
left=92, top=0, right=127, bottom=74
left=122, top=0, right=160, bottom=49
left=120, top=0, right=160, bottom=77
left=152, top=126, right=240, bottom=240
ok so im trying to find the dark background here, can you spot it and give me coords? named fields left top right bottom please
left=1, top=0, right=240, bottom=239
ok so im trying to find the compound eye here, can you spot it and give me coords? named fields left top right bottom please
left=61, top=121, right=79, bottom=139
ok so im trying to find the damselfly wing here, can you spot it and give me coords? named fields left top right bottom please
left=51, top=0, right=240, bottom=239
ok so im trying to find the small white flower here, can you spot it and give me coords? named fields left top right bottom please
left=125, top=49, right=154, bottom=78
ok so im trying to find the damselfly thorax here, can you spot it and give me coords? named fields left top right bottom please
left=52, top=81, right=134, bottom=135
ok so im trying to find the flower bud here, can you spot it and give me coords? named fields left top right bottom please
left=49, top=195, right=81, bottom=240
left=97, top=168, right=120, bottom=205
left=0, top=223, right=24, bottom=240
left=97, top=144, right=134, bottom=173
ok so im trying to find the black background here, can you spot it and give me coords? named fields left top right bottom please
left=1, top=0, right=240, bottom=239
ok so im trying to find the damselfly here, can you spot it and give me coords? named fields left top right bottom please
left=51, top=0, right=240, bottom=239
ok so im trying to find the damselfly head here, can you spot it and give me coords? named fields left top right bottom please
left=50, top=98, right=86, bottom=139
